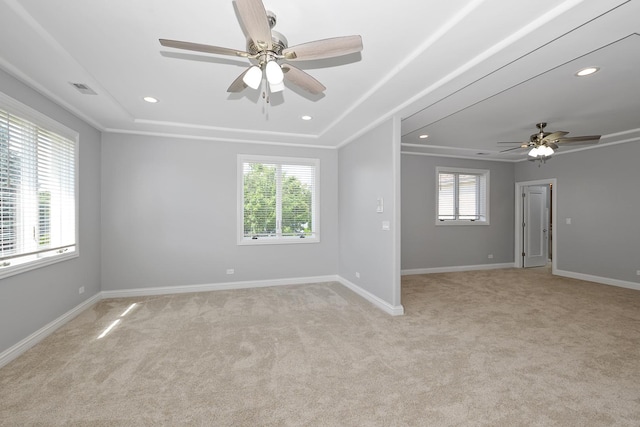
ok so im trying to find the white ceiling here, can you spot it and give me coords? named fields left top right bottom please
left=1, top=0, right=638, bottom=159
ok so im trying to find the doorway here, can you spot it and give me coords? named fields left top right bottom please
left=514, top=179, right=557, bottom=272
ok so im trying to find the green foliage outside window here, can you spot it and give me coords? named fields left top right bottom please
left=243, top=162, right=312, bottom=238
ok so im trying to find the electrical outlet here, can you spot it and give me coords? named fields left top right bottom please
left=488, top=254, right=494, bottom=259
left=226, top=269, right=234, bottom=275
left=636, top=270, right=640, bottom=276
left=78, top=286, right=85, bottom=295
left=355, top=272, right=360, bottom=279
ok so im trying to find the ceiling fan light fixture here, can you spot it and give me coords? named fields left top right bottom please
left=529, top=145, right=554, bottom=158
left=269, top=79, right=285, bottom=93
left=265, top=60, right=284, bottom=85
left=243, top=65, right=263, bottom=90
left=541, top=145, right=554, bottom=156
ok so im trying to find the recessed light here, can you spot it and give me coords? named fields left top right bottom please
left=301, top=115, right=312, bottom=121
left=143, top=96, right=159, bottom=103
left=419, top=134, right=429, bottom=139
left=575, top=67, right=599, bottom=77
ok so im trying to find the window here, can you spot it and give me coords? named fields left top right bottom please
left=0, top=93, right=77, bottom=278
left=436, top=167, right=489, bottom=225
left=238, top=155, right=319, bottom=244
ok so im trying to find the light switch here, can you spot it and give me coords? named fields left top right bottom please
left=376, top=197, right=384, bottom=213
left=382, top=221, right=390, bottom=231
left=565, top=218, right=572, bottom=225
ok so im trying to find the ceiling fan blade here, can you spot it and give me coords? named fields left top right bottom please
left=548, top=142, right=559, bottom=150
left=282, top=65, right=325, bottom=94
left=235, top=0, right=272, bottom=51
left=227, top=68, right=250, bottom=93
left=557, top=135, right=601, bottom=143
left=282, top=35, right=363, bottom=61
left=540, top=131, right=568, bottom=143
left=499, top=146, right=528, bottom=153
left=160, top=39, right=250, bottom=57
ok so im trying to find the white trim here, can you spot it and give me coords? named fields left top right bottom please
left=0, top=92, right=80, bottom=280
left=337, top=276, right=405, bottom=316
left=134, top=118, right=318, bottom=140
left=401, top=151, right=517, bottom=162
left=104, top=128, right=336, bottom=150
left=0, top=91, right=79, bottom=140
left=237, top=155, right=320, bottom=245
left=392, top=116, right=402, bottom=307
left=555, top=270, right=640, bottom=292
left=0, top=252, right=78, bottom=280
left=401, top=262, right=515, bottom=276
left=436, top=166, right=490, bottom=225
left=101, top=275, right=339, bottom=299
left=0, top=293, right=101, bottom=369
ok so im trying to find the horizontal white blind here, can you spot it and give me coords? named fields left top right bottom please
left=243, top=162, right=277, bottom=238
left=458, top=174, right=479, bottom=220
left=438, top=173, right=455, bottom=220
left=0, top=106, right=76, bottom=266
left=281, top=163, right=314, bottom=237
left=437, top=168, right=488, bottom=222
left=242, top=158, right=316, bottom=240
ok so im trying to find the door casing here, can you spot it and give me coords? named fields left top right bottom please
left=523, top=185, right=549, bottom=267
left=514, top=179, right=557, bottom=272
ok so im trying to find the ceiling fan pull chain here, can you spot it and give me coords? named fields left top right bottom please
left=262, top=78, right=271, bottom=106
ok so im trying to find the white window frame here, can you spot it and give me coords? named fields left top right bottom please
left=237, top=154, right=320, bottom=245
left=435, top=166, right=490, bottom=226
left=0, top=92, right=79, bottom=279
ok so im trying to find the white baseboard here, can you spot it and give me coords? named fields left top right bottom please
left=401, top=262, right=515, bottom=276
left=555, top=269, right=640, bottom=291
left=101, top=275, right=339, bottom=299
left=337, top=276, right=404, bottom=316
left=0, top=293, right=102, bottom=369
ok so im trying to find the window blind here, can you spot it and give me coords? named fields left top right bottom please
left=240, top=156, right=318, bottom=242
left=0, top=105, right=76, bottom=269
left=438, top=173, right=455, bottom=220
left=437, top=168, right=488, bottom=223
left=458, top=174, right=479, bottom=220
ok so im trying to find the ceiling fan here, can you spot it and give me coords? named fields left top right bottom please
left=159, top=0, right=363, bottom=99
left=499, top=122, right=601, bottom=162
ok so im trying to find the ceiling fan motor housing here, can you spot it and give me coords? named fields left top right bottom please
left=246, top=9, right=287, bottom=59
left=247, top=30, right=288, bottom=57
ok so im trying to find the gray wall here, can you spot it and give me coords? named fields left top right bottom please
left=101, top=133, right=339, bottom=290
left=0, top=69, right=102, bottom=354
left=401, top=155, right=515, bottom=270
left=515, top=143, right=640, bottom=284
left=338, top=118, right=401, bottom=307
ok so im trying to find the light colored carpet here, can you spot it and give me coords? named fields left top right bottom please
left=1, top=268, right=640, bottom=426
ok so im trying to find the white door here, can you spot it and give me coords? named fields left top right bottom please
left=523, top=185, right=549, bottom=267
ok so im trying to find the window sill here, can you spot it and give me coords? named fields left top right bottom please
left=0, top=250, right=78, bottom=280
left=238, top=236, right=320, bottom=246
left=436, top=220, right=490, bottom=226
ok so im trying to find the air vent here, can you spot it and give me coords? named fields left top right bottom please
left=69, top=82, right=97, bottom=95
